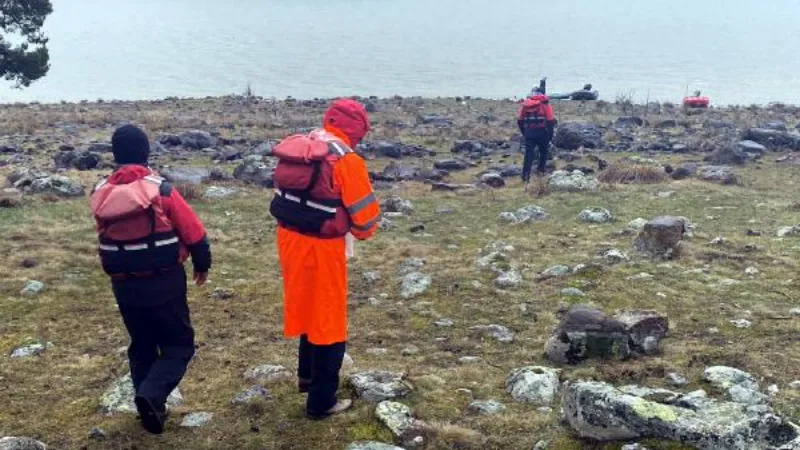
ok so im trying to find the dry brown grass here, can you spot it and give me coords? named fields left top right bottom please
left=598, top=163, right=670, bottom=184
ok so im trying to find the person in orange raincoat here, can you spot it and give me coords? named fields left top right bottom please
left=270, top=99, right=380, bottom=419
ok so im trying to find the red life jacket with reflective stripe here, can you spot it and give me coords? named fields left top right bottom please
left=91, top=173, right=181, bottom=276
left=270, top=129, right=352, bottom=238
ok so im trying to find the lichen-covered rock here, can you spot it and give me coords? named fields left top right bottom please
left=382, top=196, right=414, bottom=214
left=180, top=412, right=213, bottom=428
left=699, top=165, right=738, bottom=185
left=204, top=186, right=237, bottom=199
left=634, top=216, right=687, bottom=259
left=468, top=400, right=506, bottom=415
left=161, top=166, right=211, bottom=185
left=398, top=258, right=425, bottom=275
left=243, top=364, right=293, bottom=383
left=20, top=280, right=44, bottom=296
left=506, top=366, right=560, bottom=405
left=602, top=249, right=629, bottom=265
left=495, top=269, right=522, bottom=289
left=10, top=342, right=53, bottom=358
left=375, top=401, right=425, bottom=439
left=703, top=366, right=758, bottom=391
left=346, top=442, right=406, bottom=450
left=579, top=207, right=614, bottom=223
left=499, top=205, right=548, bottom=224
left=470, top=324, right=515, bottom=343
left=231, top=385, right=272, bottom=405
left=479, top=172, right=505, bottom=188
left=549, top=170, right=599, bottom=192
left=351, top=372, right=413, bottom=403
left=0, top=437, right=47, bottom=450
left=541, top=265, right=571, bottom=278
left=100, top=374, right=183, bottom=415
left=400, top=272, right=431, bottom=299
left=563, top=380, right=798, bottom=449
left=25, top=176, right=84, bottom=197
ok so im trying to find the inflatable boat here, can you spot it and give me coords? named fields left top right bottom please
left=683, top=95, right=710, bottom=108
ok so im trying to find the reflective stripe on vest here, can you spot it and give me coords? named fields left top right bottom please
left=99, top=236, right=180, bottom=252
left=346, top=192, right=376, bottom=215
left=274, top=188, right=339, bottom=214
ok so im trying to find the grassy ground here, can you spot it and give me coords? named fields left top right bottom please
left=2, top=98, right=800, bottom=449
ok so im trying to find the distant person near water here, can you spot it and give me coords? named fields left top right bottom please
left=90, top=125, right=212, bottom=434
left=270, top=99, right=380, bottom=419
left=518, top=85, right=558, bottom=185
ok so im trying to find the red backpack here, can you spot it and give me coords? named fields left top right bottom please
left=519, top=96, right=550, bottom=129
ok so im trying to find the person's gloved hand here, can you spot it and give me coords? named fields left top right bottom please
left=193, top=271, right=208, bottom=286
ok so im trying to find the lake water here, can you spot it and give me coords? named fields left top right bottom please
left=1, top=0, right=799, bottom=105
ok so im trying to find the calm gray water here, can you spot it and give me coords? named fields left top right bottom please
left=1, top=0, right=799, bottom=105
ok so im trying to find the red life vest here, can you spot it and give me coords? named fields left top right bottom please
left=519, top=95, right=552, bottom=129
left=270, top=129, right=352, bottom=238
left=90, top=172, right=181, bottom=276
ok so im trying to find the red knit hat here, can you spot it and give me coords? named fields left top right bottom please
left=323, top=99, right=370, bottom=147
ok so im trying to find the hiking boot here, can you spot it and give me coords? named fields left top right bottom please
left=298, top=378, right=311, bottom=394
left=306, top=399, right=353, bottom=420
left=135, top=396, right=168, bottom=434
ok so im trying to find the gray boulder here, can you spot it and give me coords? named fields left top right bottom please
left=158, top=134, right=182, bottom=146
left=563, top=380, right=798, bottom=449
left=398, top=258, right=425, bottom=275
left=479, top=172, right=505, bottom=188
left=361, top=141, right=434, bottom=159
left=233, top=155, right=277, bottom=188
left=87, top=142, right=113, bottom=153
left=615, top=116, right=645, bottom=127
left=699, top=165, right=738, bottom=185
left=506, top=366, right=560, bottom=405
left=545, top=305, right=631, bottom=364
left=554, top=123, right=604, bottom=150
left=21, top=280, right=44, bottom=296
left=375, top=401, right=427, bottom=445
left=419, top=115, right=453, bottom=127
left=705, top=145, right=748, bottom=165
left=351, top=372, right=413, bottom=403
left=179, top=130, right=216, bottom=150
left=231, top=385, right=272, bottom=404
left=0, top=437, right=47, bottom=450
left=742, top=128, right=800, bottom=150
left=738, top=140, right=768, bottom=155
left=26, top=176, right=84, bottom=197
left=53, top=150, right=101, bottom=170
left=100, top=373, right=183, bottom=415
left=204, top=186, right=237, bottom=199
left=161, top=167, right=211, bottom=185
left=10, top=342, right=53, bottom=358
left=495, top=269, right=522, bottom=289
left=433, top=159, right=469, bottom=171
left=634, top=216, right=687, bottom=259
left=382, top=196, right=414, bottom=214
left=499, top=205, right=547, bottom=224
left=614, top=310, right=669, bottom=355
left=549, top=170, right=599, bottom=192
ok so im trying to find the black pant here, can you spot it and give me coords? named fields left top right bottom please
left=522, top=137, right=550, bottom=182
left=114, top=268, right=195, bottom=409
left=298, top=335, right=346, bottom=416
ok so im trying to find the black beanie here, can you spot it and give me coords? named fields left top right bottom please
left=112, top=124, right=150, bottom=165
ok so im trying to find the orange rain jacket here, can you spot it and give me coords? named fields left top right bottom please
left=278, top=126, right=380, bottom=345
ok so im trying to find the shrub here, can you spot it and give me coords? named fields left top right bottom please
left=598, top=163, right=669, bottom=184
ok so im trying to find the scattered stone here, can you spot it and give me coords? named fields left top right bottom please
left=616, top=116, right=645, bottom=127
left=243, top=365, right=293, bottom=384
left=628, top=218, right=648, bottom=231
left=554, top=122, right=604, bottom=150
left=778, top=226, right=800, bottom=237
left=458, top=356, right=481, bottom=364
left=506, top=366, right=560, bottom=405
left=211, top=287, right=235, bottom=300
left=88, top=427, right=107, bottom=441
left=367, top=348, right=389, bottom=356
left=745, top=266, right=759, bottom=276
left=375, top=401, right=427, bottom=444
left=627, top=273, right=653, bottom=281
left=560, top=288, right=585, bottom=297
left=101, top=373, right=183, bottom=414
left=434, top=318, right=454, bottom=327
left=602, top=249, right=629, bottom=264
left=181, top=412, right=214, bottom=428
left=634, top=216, right=687, bottom=259
left=499, top=205, right=548, bottom=224
left=479, top=172, right=505, bottom=188
left=470, top=324, right=515, bottom=343
left=621, top=444, right=649, bottom=450
left=351, top=372, right=413, bottom=403
left=345, top=442, right=405, bottom=450
left=25, top=175, right=84, bottom=197
left=730, top=319, right=752, bottom=328
left=53, top=150, right=101, bottom=171
left=495, top=269, right=522, bottom=289
left=382, top=196, right=414, bottom=214
left=579, top=207, right=614, bottom=223
left=549, top=170, right=599, bottom=192
left=742, top=127, right=800, bottom=150
left=563, top=380, right=798, bottom=448
left=705, top=144, right=749, bottom=165
left=20, top=280, right=44, bottom=296
left=541, top=265, right=571, bottom=279
left=179, top=130, right=216, bottom=150
left=433, top=159, right=469, bottom=171
left=788, top=381, right=800, bottom=390
left=0, top=437, right=47, bottom=450
left=400, top=272, right=431, bottom=299
left=666, top=373, right=689, bottom=387
left=10, top=342, right=53, bottom=358
left=738, top=140, right=768, bottom=155
left=614, top=310, right=669, bottom=355
left=231, top=385, right=272, bottom=405
left=401, top=346, right=419, bottom=356
left=468, top=400, right=506, bottom=415
left=703, top=366, right=758, bottom=391
left=161, top=166, right=211, bottom=185
left=204, top=186, right=237, bottom=199
left=233, top=155, right=277, bottom=188
left=398, top=258, right=425, bottom=275
left=533, top=441, right=549, bottom=450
